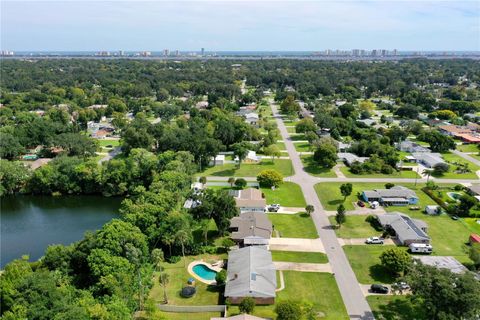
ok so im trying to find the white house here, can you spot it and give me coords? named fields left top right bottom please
left=244, top=113, right=259, bottom=127
left=209, top=154, right=225, bottom=166
left=411, top=153, right=446, bottom=168
left=425, top=205, right=441, bottom=215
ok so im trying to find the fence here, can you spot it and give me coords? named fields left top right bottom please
left=157, top=304, right=227, bottom=314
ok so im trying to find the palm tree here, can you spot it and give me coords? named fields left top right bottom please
left=159, top=272, right=170, bottom=304
left=422, top=169, right=433, bottom=183
left=175, top=228, right=191, bottom=268
left=228, top=177, right=235, bottom=188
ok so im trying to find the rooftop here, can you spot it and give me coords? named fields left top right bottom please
left=377, top=212, right=429, bottom=241
left=230, top=212, right=272, bottom=241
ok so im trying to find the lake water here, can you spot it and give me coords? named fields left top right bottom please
left=1, top=195, right=121, bottom=268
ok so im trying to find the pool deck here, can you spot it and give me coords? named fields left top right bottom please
left=187, top=260, right=223, bottom=285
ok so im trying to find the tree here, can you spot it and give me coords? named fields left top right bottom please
left=228, top=177, right=235, bottom=187
left=199, top=176, right=207, bottom=186
left=280, top=95, right=300, bottom=115
left=54, top=133, right=98, bottom=158
left=418, top=130, right=455, bottom=153
left=380, top=248, right=412, bottom=276
left=469, top=243, right=480, bottom=270
left=385, top=183, right=395, bottom=189
left=263, top=144, right=281, bottom=163
left=432, top=162, right=449, bottom=175
left=239, top=297, right=255, bottom=314
left=275, top=300, right=302, bottom=320
left=423, top=169, right=433, bottom=183
left=405, top=263, right=480, bottom=320
left=151, top=248, right=164, bottom=272
left=0, top=160, right=30, bottom=196
left=305, top=205, right=314, bottom=216
left=0, top=132, right=25, bottom=160
left=234, top=178, right=247, bottom=189
left=159, top=272, right=170, bottom=303
left=215, top=269, right=227, bottom=286
left=457, top=194, right=476, bottom=216
left=295, top=118, right=316, bottom=133
left=232, top=142, right=251, bottom=168
left=221, top=238, right=235, bottom=252
left=335, top=204, right=346, bottom=227
left=339, top=183, right=352, bottom=200
left=257, top=169, right=283, bottom=188
left=313, top=141, right=337, bottom=169
left=211, top=190, right=239, bottom=235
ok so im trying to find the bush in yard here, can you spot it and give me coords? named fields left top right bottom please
left=234, top=178, right=247, bottom=189
left=215, top=269, right=227, bottom=286
left=385, top=183, right=395, bottom=189
left=257, top=169, right=283, bottom=188
left=335, top=204, right=346, bottom=227
left=380, top=248, right=412, bottom=276
left=454, top=184, right=464, bottom=191
left=433, top=162, right=450, bottom=175
left=275, top=300, right=302, bottom=320
left=239, top=297, right=255, bottom=314
left=221, top=238, right=235, bottom=252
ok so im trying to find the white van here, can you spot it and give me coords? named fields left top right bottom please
left=409, top=243, right=433, bottom=254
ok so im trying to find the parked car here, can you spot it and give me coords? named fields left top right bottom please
left=267, top=204, right=280, bottom=212
left=451, top=215, right=459, bottom=220
left=365, top=237, right=384, bottom=244
left=357, top=201, right=365, bottom=207
left=370, top=284, right=389, bottom=294
left=393, top=282, right=410, bottom=291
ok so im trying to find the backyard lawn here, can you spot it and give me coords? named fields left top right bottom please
left=97, top=139, right=120, bottom=147
left=456, top=144, right=479, bottom=153
left=301, top=155, right=337, bottom=178
left=328, top=215, right=380, bottom=239
left=271, top=251, right=328, bottom=263
left=434, top=152, right=480, bottom=179
left=261, top=182, right=306, bottom=207
left=268, top=213, right=318, bottom=238
left=199, top=159, right=294, bottom=177
left=343, top=245, right=399, bottom=284
left=228, top=272, right=348, bottom=320
left=464, top=217, right=480, bottom=234
left=339, top=166, right=420, bottom=179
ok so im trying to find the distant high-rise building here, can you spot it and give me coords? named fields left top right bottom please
left=175, top=50, right=180, bottom=56
left=118, top=50, right=124, bottom=56
left=352, top=49, right=360, bottom=56
left=392, top=49, right=398, bottom=56
left=201, top=48, right=205, bottom=56
left=163, top=49, right=169, bottom=56
left=381, top=49, right=387, bottom=56
left=371, top=50, right=378, bottom=57
left=140, top=51, right=151, bottom=57
left=0, top=50, right=14, bottom=56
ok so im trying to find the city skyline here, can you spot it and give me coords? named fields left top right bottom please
left=1, top=1, right=479, bottom=51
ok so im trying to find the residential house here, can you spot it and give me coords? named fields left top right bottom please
left=362, top=186, right=419, bottom=206
left=211, top=314, right=267, bottom=320
left=469, top=234, right=480, bottom=245
left=395, top=140, right=430, bottom=153
left=87, top=104, right=108, bottom=109
left=244, top=113, right=259, bottom=127
left=467, top=185, right=480, bottom=196
left=357, top=119, right=376, bottom=127
left=411, top=153, right=446, bottom=168
left=195, top=101, right=209, bottom=109
left=414, top=256, right=468, bottom=275
left=377, top=212, right=430, bottom=245
left=338, top=152, right=369, bottom=167
left=224, top=246, right=276, bottom=305
left=229, top=188, right=266, bottom=213
left=229, top=212, right=272, bottom=247
left=236, top=150, right=260, bottom=163
left=439, top=125, right=480, bottom=143
left=209, top=154, right=225, bottom=166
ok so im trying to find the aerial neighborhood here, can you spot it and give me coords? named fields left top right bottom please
left=1, top=57, right=480, bottom=320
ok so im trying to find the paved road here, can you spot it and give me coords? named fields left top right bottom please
left=452, top=149, right=480, bottom=167
left=271, top=103, right=375, bottom=320
left=98, top=146, right=122, bottom=163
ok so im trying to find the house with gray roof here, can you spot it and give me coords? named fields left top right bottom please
left=411, top=152, right=446, bottom=168
left=229, top=188, right=266, bottom=213
left=338, top=152, right=369, bottom=167
left=377, top=212, right=429, bottom=245
left=395, top=140, right=430, bottom=153
left=362, top=186, right=419, bottom=206
left=229, top=212, right=272, bottom=247
left=225, top=246, right=276, bottom=305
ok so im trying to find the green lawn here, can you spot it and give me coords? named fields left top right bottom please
left=434, top=152, right=480, bottom=179
left=300, top=155, right=337, bottom=177
left=367, top=295, right=426, bottom=320
left=339, top=167, right=420, bottom=179
left=328, top=215, right=380, bottom=239
left=268, top=213, right=318, bottom=238
left=463, top=217, right=480, bottom=234
left=97, top=139, right=120, bottom=147
left=290, top=134, right=306, bottom=141
left=199, top=159, right=294, bottom=177
left=294, top=142, right=312, bottom=152
left=286, top=126, right=296, bottom=133
left=456, top=144, right=480, bottom=153
left=275, top=141, right=286, bottom=150
left=261, top=182, right=306, bottom=207
left=271, top=251, right=328, bottom=263
left=149, top=254, right=226, bottom=306
left=343, top=245, right=399, bottom=284
left=158, top=312, right=222, bottom=319
left=228, top=272, right=348, bottom=320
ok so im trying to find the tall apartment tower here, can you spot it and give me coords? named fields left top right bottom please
left=201, top=48, right=205, bottom=56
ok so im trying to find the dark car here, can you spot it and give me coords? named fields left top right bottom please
left=357, top=201, right=365, bottom=207
left=370, top=284, right=389, bottom=294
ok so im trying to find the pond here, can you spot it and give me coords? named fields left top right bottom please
left=1, top=195, right=122, bottom=268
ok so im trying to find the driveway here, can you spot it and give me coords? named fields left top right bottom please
left=325, top=207, right=386, bottom=216
left=274, top=261, right=333, bottom=273
left=269, top=237, right=326, bottom=253
left=338, top=238, right=395, bottom=246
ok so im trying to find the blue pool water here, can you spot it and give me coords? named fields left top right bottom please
left=192, top=264, right=217, bottom=281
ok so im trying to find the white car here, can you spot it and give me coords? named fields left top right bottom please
left=365, top=237, right=384, bottom=244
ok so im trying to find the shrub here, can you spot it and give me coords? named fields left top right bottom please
left=167, top=255, right=181, bottom=263
left=239, top=297, right=255, bottom=314
left=385, top=183, right=395, bottom=189
left=234, top=178, right=247, bottom=189
left=257, top=169, right=283, bottom=188
left=454, top=184, right=464, bottom=191
left=215, top=269, right=227, bottom=286
left=275, top=300, right=302, bottom=320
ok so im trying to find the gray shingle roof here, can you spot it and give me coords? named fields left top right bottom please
left=377, top=212, right=429, bottom=242
left=230, top=212, right=272, bottom=241
left=225, top=247, right=276, bottom=299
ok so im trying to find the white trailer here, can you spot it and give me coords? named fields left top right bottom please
left=409, top=243, right=433, bottom=254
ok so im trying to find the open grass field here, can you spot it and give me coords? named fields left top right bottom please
left=294, top=142, right=312, bottom=152
left=261, top=182, right=306, bottom=207
left=456, top=144, right=480, bottom=153
left=228, top=272, right=348, bottom=320
left=367, top=295, right=425, bottom=320
left=271, top=250, right=328, bottom=263
left=268, top=213, right=318, bottom=238
left=464, top=217, right=480, bottom=234
left=199, top=159, right=294, bottom=177
left=316, top=182, right=474, bottom=261
left=343, top=245, right=399, bottom=284
left=275, top=141, right=286, bottom=150
left=97, top=139, right=120, bottom=147
left=328, top=215, right=380, bottom=239
left=300, top=155, right=337, bottom=177
left=339, top=167, right=420, bottom=179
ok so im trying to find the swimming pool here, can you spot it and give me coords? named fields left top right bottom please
left=192, top=264, right=218, bottom=281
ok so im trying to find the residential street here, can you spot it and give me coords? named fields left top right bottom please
left=271, top=103, right=376, bottom=320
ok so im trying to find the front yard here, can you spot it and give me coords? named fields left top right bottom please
left=339, top=166, right=420, bottom=179
left=271, top=250, right=328, bottom=263
left=261, top=182, right=306, bottom=207
left=367, top=295, right=425, bottom=320
left=199, top=159, right=294, bottom=177
left=268, top=213, right=318, bottom=238
left=433, top=152, right=480, bottom=179
left=301, top=155, right=337, bottom=177
left=328, top=215, right=381, bottom=239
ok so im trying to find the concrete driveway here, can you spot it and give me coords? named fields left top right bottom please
left=269, top=237, right=326, bottom=253
left=338, top=238, right=395, bottom=246
left=274, top=261, right=332, bottom=273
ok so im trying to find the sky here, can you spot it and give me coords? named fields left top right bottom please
left=1, top=0, right=479, bottom=52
